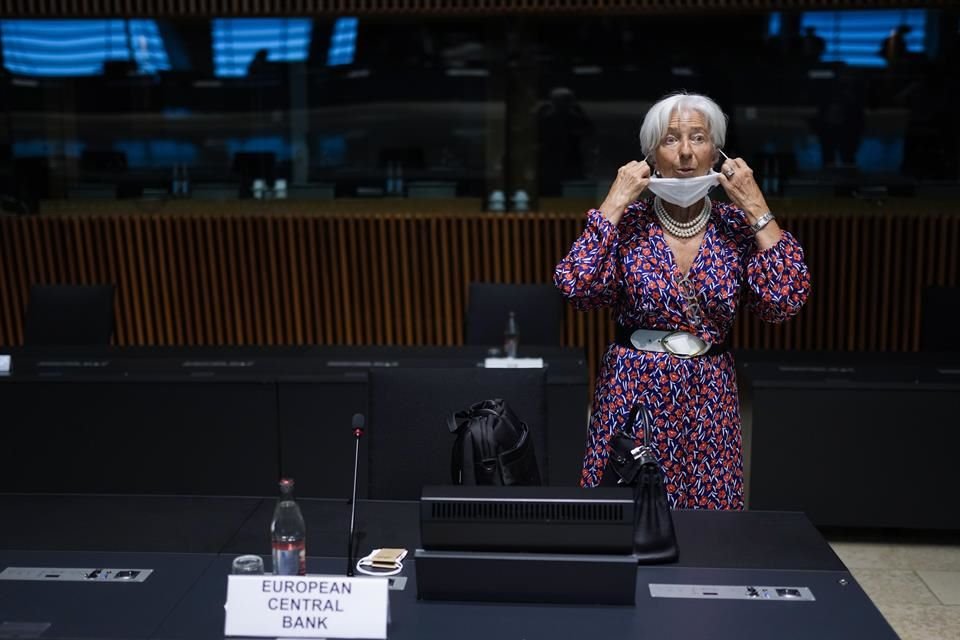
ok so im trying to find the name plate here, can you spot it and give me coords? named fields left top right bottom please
left=483, top=357, right=544, bottom=369
left=224, top=575, right=388, bottom=639
left=0, top=354, right=9, bottom=374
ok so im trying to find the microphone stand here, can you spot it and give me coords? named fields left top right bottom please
left=346, top=421, right=363, bottom=577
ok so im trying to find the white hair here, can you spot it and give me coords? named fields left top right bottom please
left=638, top=92, right=728, bottom=158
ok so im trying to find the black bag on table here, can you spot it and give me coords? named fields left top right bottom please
left=448, top=399, right=541, bottom=486
left=599, top=403, right=679, bottom=564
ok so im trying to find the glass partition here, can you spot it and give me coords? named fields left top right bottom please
left=0, top=9, right=956, bottom=212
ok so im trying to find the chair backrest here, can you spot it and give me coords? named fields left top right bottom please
left=368, top=367, right=547, bottom=500
left=921, top=286, right=960, bottom=351
left=465, top=282, right=564, bottom=347
left=24, top=284, right=116, bottom=346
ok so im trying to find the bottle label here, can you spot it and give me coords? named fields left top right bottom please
left=504, top=336, right=519, bottom=358
left=272, top=543, right=306, bottom=576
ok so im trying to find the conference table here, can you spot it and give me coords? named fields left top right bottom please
left=741, top=349, right=960, bottom=529
left=0, top=345, right=589, bottom=498
left=0, top=493, right=898, bottom=639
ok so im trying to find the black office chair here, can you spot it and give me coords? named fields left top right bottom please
left=464, top=282, right=565, bottom=347
left=232, top=151, right=276, bottom=199
left=920, top=286, right=960, bottom=351
left=368, top=367, right=547, bottom=500
left=24, top=284, right=116, bottom=346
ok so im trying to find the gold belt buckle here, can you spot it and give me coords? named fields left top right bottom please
left=660, top=331, right=712, bottom=359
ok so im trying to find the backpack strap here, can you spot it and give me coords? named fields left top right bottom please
left=448, top=406, right=489, bottom=485
left=449, top=409, right=467, bottom=483
left=450, top=424, right=464, bottom=483
left=461, top=429, right=478, bottom=485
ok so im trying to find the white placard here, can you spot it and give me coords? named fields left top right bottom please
left=483, top=357, right=544, bottom=369
left=224, top=575, right=388, bottom=639
left=0, top=354, right=9, bottom=374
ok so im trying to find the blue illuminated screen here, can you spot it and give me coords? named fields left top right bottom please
left=0, top=19, right=170, bottom=76
left=768, top=10, right=926, bottom=67
left=212, top=18, right=313, bottom=77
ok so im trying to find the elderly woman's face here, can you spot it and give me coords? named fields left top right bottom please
left=654, top=109, right=717, bottom=178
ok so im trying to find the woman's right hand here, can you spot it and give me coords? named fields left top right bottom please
left=598, top=160, right=651, bottom=225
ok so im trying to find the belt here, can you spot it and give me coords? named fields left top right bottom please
left=614, top=325, right=729, bottom=358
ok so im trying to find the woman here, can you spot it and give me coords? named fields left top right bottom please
left=554, top=92, right=810, bottom=509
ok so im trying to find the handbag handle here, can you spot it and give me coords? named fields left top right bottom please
left=640, top=404, right=652, bottom=449
left=626, top=402, right=652, bottom=449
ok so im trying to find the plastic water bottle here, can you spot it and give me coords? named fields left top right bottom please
left=511, top=189, right=530, bottom=212
left=271, top=478, right=306, bottom=576
left=171, top=164, right=181, bottom=197
left=385, top=162, right=395, bottom=194
left=488, top=190, right=506, bottom=212
left=504, top=311, right=519, bottom=358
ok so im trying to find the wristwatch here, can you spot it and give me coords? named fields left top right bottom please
left=751, top=212, right=775, bottom=234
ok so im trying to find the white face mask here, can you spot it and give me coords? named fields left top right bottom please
left=647, top=170, right=720, bottom=208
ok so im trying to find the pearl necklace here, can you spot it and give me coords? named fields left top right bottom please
left=655, top=196, right=711, bottom=239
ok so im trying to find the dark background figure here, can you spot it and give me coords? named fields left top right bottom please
left=536, top=87, right=594, bottom=197
left=878, top=24, right=911, bottom=65
left=811, top=69, right=866, bottom=168
left=799, top=27, right=826, bottom=63
left=247, top=48, right=271, bottom=76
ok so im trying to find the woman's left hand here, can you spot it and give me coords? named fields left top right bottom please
left=717, top=157, right=769, bottom=223
left=718, top=156, right=782, bottom=250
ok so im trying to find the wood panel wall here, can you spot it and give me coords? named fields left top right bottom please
left=2, top=209, right=958, bottom=385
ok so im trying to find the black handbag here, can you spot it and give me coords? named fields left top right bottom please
left=599, top=403, right=679, bottom=564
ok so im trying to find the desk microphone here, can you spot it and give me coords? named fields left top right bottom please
left=346, top=413, right=365, bottom=577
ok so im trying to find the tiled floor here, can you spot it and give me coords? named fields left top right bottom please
left=827, top=538, right=960, bottom=640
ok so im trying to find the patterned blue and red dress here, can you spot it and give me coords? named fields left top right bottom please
left=554, top=198, right=810, bottom=510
